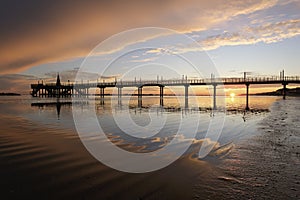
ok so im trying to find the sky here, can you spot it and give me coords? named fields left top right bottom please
left=0, top=0, right=300, bottom=94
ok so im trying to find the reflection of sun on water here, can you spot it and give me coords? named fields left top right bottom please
left=230, top=93, right=235, bottom=102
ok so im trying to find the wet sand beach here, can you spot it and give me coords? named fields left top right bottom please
left=0, top=112, right=229, bottom=199
left=220, top=98, right=300, bottom=199
left=1, top=0, right=300, bottom=199
left=0, top=96, right=299, bottom=199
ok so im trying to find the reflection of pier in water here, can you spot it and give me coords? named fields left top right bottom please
left=31, top=71, right=300, bottom=110
left=31, top=101, right=90, bottom=119
left=31, top=101, right=72, bottom=119
left=30, top=100, right=269, bottom=122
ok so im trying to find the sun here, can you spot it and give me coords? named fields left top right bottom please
left=230, top=93, right=235, bottom=98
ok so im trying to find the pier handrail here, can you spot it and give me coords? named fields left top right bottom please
left=32, top=75, right=300, bottom=87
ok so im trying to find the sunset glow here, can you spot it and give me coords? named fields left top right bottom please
left=0, top=1, right=299, bottom=199
left=0, top=1, right=298, bottom=94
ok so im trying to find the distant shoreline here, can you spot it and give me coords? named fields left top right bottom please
left=251, top=87, right=300, bottom=97
left=0, top=92, right=21, bottom=96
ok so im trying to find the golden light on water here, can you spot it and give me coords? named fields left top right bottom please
left=230, top=93, right=235, bottom=98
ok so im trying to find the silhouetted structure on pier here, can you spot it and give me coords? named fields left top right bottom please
left=31, top=74, right=88, bottom=97
left=31, top=71, right=300, bottom=110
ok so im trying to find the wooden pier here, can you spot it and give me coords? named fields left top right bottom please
left=31, top=73, right=300, bottom=110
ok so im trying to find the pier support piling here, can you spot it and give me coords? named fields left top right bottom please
left=117, top=87, right=122, bottom=104
left=184, top=85, right=189, bottom=108
left=245, top=83, right=250, bottom=111
left=213, top=84, right=217, bottom=110
left=138, top=86, right=143, bottom=108
left=100, top=87, right=105, bottom=104
left=282, top=83, right=287, bottom=100
left=159, top=86, right=164, bottom=106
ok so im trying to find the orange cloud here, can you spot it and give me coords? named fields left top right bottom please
left=0, top=0, right=280, bottom=74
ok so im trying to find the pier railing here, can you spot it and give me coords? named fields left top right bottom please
left=95, top=76, right=300, bottom=86
left=32, top=76, right=300, bottom=88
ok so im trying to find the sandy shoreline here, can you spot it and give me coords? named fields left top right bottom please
left=0, top=112, right=231, bottom=199
left=0, top=97, right=299, bottom=199
left=220, top=97, right=300, bottom=199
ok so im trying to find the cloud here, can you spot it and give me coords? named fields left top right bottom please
left=0, top=0, right=280, bottom=74
left=201, top=19, right=300, bottom=50
left=0, top=74, right=37, bottom=94
left=149, top=18, right=300, bottom=54
left=129, top=57, right=159, bottom=63
left=142, top=17, right=300, bottom=58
